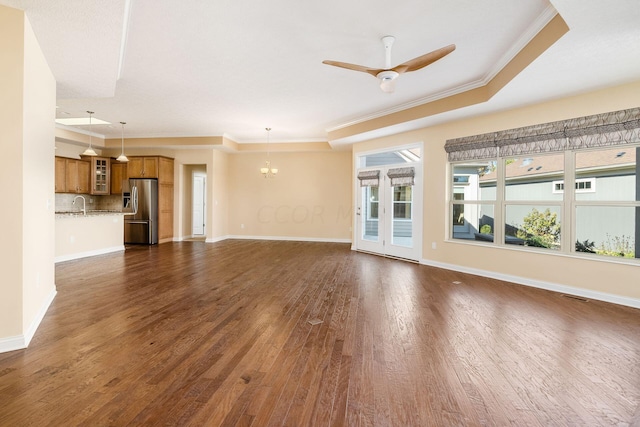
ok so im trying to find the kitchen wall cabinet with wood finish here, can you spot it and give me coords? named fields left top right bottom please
left=57, top=157, right=90, bottom=194
left=55, top=157, right=67, bottom=193
left=110, top=162, right=127, bottom=194
left=82, top=156, right=111, bottom=195
left=127, top=156, right=158, bottom=178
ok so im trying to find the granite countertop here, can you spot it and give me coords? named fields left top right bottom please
left=55, top=210, right=124, bottom=218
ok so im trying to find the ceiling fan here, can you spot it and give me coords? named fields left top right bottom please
left=323, top=36, right=456, bottom=93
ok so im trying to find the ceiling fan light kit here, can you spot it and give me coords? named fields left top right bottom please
left=323, top=35, right=456, bottom=93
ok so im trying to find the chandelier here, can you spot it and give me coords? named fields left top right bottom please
left=260, top=127, right=278, bottom=178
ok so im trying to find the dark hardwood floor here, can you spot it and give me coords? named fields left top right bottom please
left=1, top=240, right=640, bottom=426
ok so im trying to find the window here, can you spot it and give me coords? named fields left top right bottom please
left=574, top=147, right=638, bottom=259
left=553, top=178, right=596, bottom=194
left=359, top=148, right=421, bottom=167
left=445, top=107, right=640, bottom=262
left=451, top=161, right=497, bottom=240
left=448, top=146, right=639, bottom=260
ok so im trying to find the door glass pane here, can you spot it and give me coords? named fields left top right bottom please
left=362, top=186, right=379, bottom=241
left=359, top=148, right=421, bottom=167
left=392, top=185, right=412, bottom=247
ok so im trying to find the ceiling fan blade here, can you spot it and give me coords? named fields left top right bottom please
left=392, top=44, right=456, bottom=74
left=322, top=60, right=383, bottom=77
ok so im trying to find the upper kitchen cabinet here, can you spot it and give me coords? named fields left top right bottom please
left=127, top=156, right=158, bottom=178
left=55, top=157, right=67, bottom=193
left=65, top=159, right=90, bottom=194
left=83, top=156, right=111, bottom=195
left=110, top=161, right=127, bottom=194
left=158, top=157, right=174, bottom=184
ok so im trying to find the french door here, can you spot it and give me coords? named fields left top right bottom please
left=356, top=165, right=422, bottom=261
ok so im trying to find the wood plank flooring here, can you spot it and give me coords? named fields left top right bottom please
left=1, top=240, right=640, bottom=426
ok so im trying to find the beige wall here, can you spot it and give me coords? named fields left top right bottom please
left=354, top=80, right=640, bottom=302
left=0, top=5, right=56, bottom=347
left=171, top=149, right=229, bottom=242
left=21, top=13, right=57, bottom=336
left=0, top=5, right=25, bottom=340
left=227, top=151, right=352, bottom=240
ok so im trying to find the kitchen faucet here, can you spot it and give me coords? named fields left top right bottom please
left=73, top=195, right=86, bottom=216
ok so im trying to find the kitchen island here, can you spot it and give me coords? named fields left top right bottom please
left=55, top=211, right=125, bottom=262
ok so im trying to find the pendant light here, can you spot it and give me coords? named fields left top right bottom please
left=116, top=121, right=129, bottom=162
left=260, top=127, right=278, bottom=178
left=81, top=110, right=98, bottom=156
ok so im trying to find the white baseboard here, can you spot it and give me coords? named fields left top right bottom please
left=421, top=258, right=640, bottom=309
left=225, top=235, right=352, bottom=244
left=0, top=286, right=57, bottom=354
left=206, top=235, right=229, bottom=243
left=55, top=245, right=125, bottom=263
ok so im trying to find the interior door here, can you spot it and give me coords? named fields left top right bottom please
left=192, top=175, right=205, bottom=236
left=356, top=165, right=422, bottom=260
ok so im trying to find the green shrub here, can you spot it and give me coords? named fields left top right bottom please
left=597, top=234, right=635, bottom=258
left=480, top=224, right=492, bottom=234
left=516, top=208, right=561, bottom=248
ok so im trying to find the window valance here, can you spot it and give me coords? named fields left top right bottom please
left=357, top=170, right=380, bottom=187
left=444, top=107, right=640, bottom=161
left=387, top=167, right=415, bottom=186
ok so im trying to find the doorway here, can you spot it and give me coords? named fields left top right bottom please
left=192, top=173, right=206, bottom=237
left=355, top=146, right=422, bottom=261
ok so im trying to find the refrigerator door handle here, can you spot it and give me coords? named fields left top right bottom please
left=132, top=185, right=139, bottom=215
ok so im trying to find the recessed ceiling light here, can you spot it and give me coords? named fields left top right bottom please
left=55, top=117, right=111, bottom=126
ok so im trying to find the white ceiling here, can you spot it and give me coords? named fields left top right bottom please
left=2, top=0, right=640, bottom=145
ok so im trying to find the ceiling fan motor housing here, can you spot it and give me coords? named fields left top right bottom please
left=377, top=70, right=399, bottom=82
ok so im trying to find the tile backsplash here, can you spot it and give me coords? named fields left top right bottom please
left=55, top=194, right=123, bottom=213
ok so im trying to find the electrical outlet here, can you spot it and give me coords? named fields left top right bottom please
left=432, top=242, right=437, bottom=250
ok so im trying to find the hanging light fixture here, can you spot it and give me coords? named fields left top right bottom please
left=260, top=127, right=278, bottom=178
left=116, top=121, right=129, bottom=162
left=81, top=110, right=98, bottom=156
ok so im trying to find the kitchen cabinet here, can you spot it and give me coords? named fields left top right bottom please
left=65, top=159, right=90, bottom=194
left=158, top=156, right=174, bottom=184
left=55, top=157, right=67, bottom=193
left=157, top=157, right=175, bottom=241
left=110, top=162, right=127, bottom=194
left=127, top=156, right=158, bottom=178
left=84, top=156, right=111, bottom=195
left=158, top=182, right=174, bottom=241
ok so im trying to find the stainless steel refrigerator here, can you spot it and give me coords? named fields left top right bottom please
left=123, top=178, right=159, bottom=244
